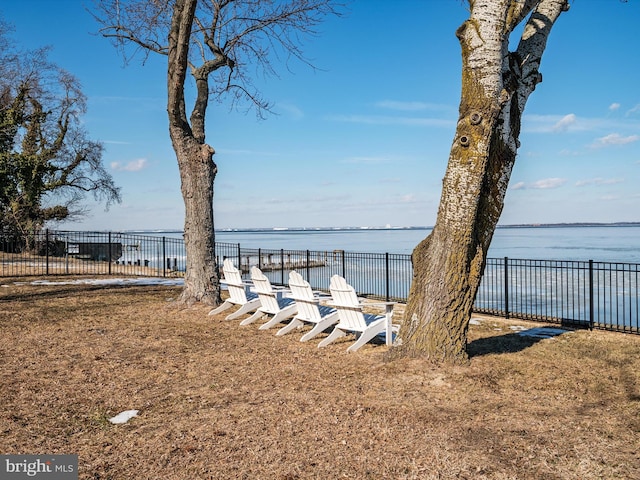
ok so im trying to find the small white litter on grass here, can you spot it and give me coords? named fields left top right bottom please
left=469, top=318, right=482, bottom=326
left=516, top=327, right=571, bottom=339
left=509, top=325, right=527, bottom=331
left=108, top=410, right=139, bottom=424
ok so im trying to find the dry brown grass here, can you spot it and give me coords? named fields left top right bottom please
left=1, top=277, right=639, bottom=479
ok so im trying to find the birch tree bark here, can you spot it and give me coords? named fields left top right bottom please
left=390, top=0, right=570, bottom=363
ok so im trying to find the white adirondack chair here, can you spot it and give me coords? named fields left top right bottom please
left=208, top=259, right=261, bottom=320
left=275, top=270, right=339, bottom=340
left=319, top=274, right=398, bottom=352
left=240, top=266, right=297, bottom=329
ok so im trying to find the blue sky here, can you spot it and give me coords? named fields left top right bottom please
left=2, top=0, right=639, bottom=231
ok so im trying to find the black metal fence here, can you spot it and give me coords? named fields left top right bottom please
left=0, top=230, right=185, bottom=277
left=2, top=230, right=638, bottom=334
left=474, top=258, right=639, bottom=333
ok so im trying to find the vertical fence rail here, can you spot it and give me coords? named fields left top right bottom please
left=108, top=232, right=112, bottom=276
left=504, top=257, right=509, bottom=319
left=589, top=260, right=594, bottom=330
left=45, top=229, right=50, bottom=275
left=385, top=253, right=390, bottom=302
left=162, top=237, right=166, bottom=277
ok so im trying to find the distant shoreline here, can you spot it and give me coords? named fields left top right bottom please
left=497, top=222, right=640, bottom=229
left=124, top=222, right=640, bottom=235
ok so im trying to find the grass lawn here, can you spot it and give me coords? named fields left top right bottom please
left=1, top=277, right=639, bottom=479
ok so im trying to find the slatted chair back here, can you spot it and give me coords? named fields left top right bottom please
left=288, top=271, right=322, bottom=323
left=223, top=259, right=249, bottom=304
left=329, top=274, right=367, bottom=333
left=250, top=266, right=280, bottom=314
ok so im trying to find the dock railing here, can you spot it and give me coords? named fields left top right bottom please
left=2, top=230, right=638, bottom=334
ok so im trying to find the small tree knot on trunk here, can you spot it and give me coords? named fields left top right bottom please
left=201, top=143, right=215, bottom=159
left=533, top=72, right=543, bottom=86
left=469, top=112, right=482, bottom=125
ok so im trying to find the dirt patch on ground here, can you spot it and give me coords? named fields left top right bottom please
left=1, top=277, right=639, bottom=479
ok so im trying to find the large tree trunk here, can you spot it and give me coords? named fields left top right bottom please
left=390, top=0, right=568, bottom=363
left=167, top=0, right=220, bottom=306
left=172, top=131, right=219, bottom=306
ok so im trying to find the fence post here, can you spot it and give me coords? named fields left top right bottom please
left=306, top=250, right=311, bottom=281
left=504, top=257, right=509, bottom=320
left=45, top=229, right=50, bottom=275
left=341, top=250, right=346, bottom=279
left=162, top=237, right=166, bottom=277
left=258, top=248, right=262, bottom=269
left=280, top=249, right=285, bottom=285
left=589, top=260, right=594, bottom=330
left=385, top=252, right=390, bottom=302
left=237, top=243, right=241, bottom=271
left=108, top=232, right=112, bottom=275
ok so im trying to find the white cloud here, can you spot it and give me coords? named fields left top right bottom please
left=609, top=103, right=621, bottom=112
left=276, top=102, right=304, bottom=120
left=111, top=158, right=149, bottom=172
left=374, top=100, right=450, bottom=112
left=627, top=104, right=640, bottom=116
left=575, top=178, right=624, bottom=187
left=524, top=113, right=591, bottom=133
left=328, top=114, right=453, bottom=128
left=531, top=178, right=567, bottom=189
left=400, top=194, right=418, bottom=203
left=590, top=133, right=639, bottom=148
left=552, top=113, right=577, bottom=132
left=509, top=179, right=566, bottom=190
left=523, top=113, right=637, bottom=134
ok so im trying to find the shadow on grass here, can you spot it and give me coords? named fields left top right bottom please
left=467, top=333, right=545, bottom=357
left=468, top=324, right=580, bottom=357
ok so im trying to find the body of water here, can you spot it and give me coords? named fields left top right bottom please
left=207, top=225, right=640, bottom=264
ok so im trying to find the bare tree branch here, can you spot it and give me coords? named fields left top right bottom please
left=93, top=0, right=344, bottom=120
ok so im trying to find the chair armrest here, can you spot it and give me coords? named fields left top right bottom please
left=362, top=301, right=396, bottom=307
left=271, top=286, right=290, bottom=292
left=290, top=296, right=320, bottom=304
left=312, top=292, right=332, bottom=300
left=325, top=301, right=363, bottom=311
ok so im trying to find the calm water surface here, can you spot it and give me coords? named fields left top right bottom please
left=209, top=226, right=640, bottom=263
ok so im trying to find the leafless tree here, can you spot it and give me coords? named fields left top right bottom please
left=92, top=0, right=343, bottom=305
